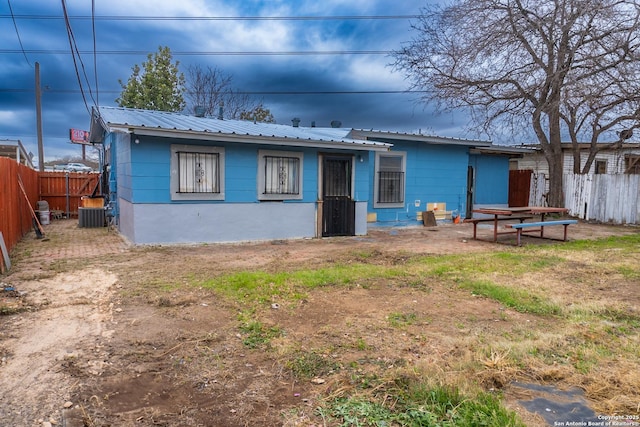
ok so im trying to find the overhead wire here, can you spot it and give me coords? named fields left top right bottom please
left=6, top=0, right=31, bottom=67
left=91, top=0, right=99, bottom=110
left=0, top=11, right=419, bottom=105
left=0, top=88, right=424, bottom=95
left=1, top=14, right=418, bottom=21
left=61, top=0, right=96, bottom=114
left=0, top=49, right=391, bottom=56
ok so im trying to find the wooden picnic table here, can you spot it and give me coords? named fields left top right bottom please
left=469, top=206, right=569, bottom=243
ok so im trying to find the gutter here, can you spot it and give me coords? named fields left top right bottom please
left=110, top=125, right=392, bottom=152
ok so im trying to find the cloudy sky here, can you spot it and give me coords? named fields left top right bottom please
left=1, top=0, right=478, bottom=163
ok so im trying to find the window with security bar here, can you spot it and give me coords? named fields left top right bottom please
left=177, top=151, right=220, bottom=193
left=171, top=144, right=225, bottom=201
left=258, top=150, right=303, bottom=200
left=264, top=156, right=300, bottom=195
left=375, top=153, right=406, bottom=207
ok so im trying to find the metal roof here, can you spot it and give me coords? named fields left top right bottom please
left=349, top=129, right=493, bottom=147
left=519, top=142, right=640, bottom=150
left=90, top=106, right=391, bottom=151
left=0, top=139, right=34, bottom=168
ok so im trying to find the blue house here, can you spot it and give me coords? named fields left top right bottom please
left=89, top=107, right=390, bottom=245
left=349, top=130, right=518, bottom=223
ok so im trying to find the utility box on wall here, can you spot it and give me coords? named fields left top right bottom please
left=79, top=207, right=105, bottom=228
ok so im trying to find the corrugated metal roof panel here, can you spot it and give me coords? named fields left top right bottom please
left=349, top=129, right=492, bottom=147
left=92, top=106, right=389, bottom=149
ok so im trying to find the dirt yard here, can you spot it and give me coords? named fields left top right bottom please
left=0, top=219, right=638, bottom=427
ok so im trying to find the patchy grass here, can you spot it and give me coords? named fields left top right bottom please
left=459, top=279, right=562, bottom=315
left=34, top=227, right=634, bottom=425
left=387, top=312, right=418, bottom=328
left=285, top=349, right=341, bottom=379
left=318, top=377, right=525, bottom=427
left=199, top=264, right=409, bottom=304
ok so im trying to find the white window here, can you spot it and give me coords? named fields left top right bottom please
left=595, top=159, right=607, bottom=175
left=374, top=152, right=406, bottom=208
left=625, top=155, right=640, bottom=174
left=171, top=144, right=224, bottom=201
left=258, top=150, right=303, bottom=200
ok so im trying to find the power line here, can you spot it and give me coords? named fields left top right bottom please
left=1, top=14, right=418, bottom=21
left=61, top=0, right=96, bottom=113
left=0, top=88, right=423, bottom=95
left=0, top=49, right=392, bottom=56
left=6, top=0, right=31, bottom=67
left=91, top=0, right=99, bottom=108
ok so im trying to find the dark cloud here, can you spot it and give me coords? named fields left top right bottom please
left=1, top=0, right=477, bottom=162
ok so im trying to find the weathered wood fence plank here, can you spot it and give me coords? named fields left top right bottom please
left=564, top=173, right=639, bottom=224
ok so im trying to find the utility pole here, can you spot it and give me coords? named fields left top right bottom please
left=35, top=62, right=44, bottom=171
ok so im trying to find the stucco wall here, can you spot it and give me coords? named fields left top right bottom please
left=122, top=200, right=317, bottom=244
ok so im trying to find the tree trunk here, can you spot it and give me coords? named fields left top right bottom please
left=546, top=153, right=565, bottom=207
left=545, top=107, right=565, bottom=208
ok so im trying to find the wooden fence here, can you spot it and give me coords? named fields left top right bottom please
left=564, top=173, right=640, bottom=224
left=0, top=162, right=101, bottom=272
left=38, top=172, right=101, bottom=216
left=0, top=158, right=39, bottom=272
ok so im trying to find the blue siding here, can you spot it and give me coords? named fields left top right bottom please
left=369, top=142, right=469, bottom=222
left=470, top=154, right=510, bottom=205
left=301, top=150, right=319, bottom=202
left=115, top=133, right=133, bottom=202
left=117, top=135, right=368, bottom=205
left=354, top=155, right=369, bottom=202
left=225, top=145, right=258, bottom=202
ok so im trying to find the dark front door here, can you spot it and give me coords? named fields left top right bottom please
left=322, top=156, right=355, bottom=237
left=466, top=165, right=474, bottom=219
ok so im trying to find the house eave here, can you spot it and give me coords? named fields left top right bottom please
left=120, top=126, right=392, bottom=152
left=349, top=129, right=492, bottom=147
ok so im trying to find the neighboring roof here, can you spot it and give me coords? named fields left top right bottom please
left=519, top=142, right=640, bottom=151
left=90, top=106, right=391, bottom=152
left=348, top=129, right=493, bottom=148
left=0, top=139, right=34, bottom=168
left=470, top=144, right=536, bottom=156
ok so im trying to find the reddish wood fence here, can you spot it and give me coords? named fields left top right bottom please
left=0, top=158, right=39, bottom=272
left=38, top=172, right=101, bottom=216
left=508, top=169, right=533, bottom=207
left=0, top=160, right=101, bottom=272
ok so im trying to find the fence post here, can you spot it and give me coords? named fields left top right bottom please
left=66, top=173, right=70, bottom=218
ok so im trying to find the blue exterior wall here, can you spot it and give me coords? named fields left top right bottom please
left=368, top=141, right=469, bottom=223
left=125, top=135, right=370, bottom=204
left=469, top=153, right=510, bottom=206
left=108, top=133, right=372, bottom=244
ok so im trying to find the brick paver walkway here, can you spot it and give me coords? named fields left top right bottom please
left=12, top=218, right=129, bottom=264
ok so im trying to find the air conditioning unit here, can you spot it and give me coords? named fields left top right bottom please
left=78, top=207, right=105, bottom=228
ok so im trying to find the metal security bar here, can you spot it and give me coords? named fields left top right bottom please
left=264, top=156, right=300, bottom=194
left=323, top=157, right=351, bottom=197
left=177, top=151, right=219, bottom=193
left=377, top=171, right=404, bottom=203
left=322, top=197, right=355, bottom=236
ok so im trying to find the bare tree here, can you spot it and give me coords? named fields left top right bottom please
left=185, top=64, right=232, bottom=116
left=185, top=65, right=269, bottom=121
left=394, top=0, right=640, bottom=207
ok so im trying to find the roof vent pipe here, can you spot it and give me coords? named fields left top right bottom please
left=330, top=120, right=342, bottom=128
left=292, top=117, right=301, bottom=127
left=311, top=121, right=316, bottom=127
left=218, top=103, right=224, bottom=120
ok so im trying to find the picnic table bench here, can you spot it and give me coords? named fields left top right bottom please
left=505, top=219, right=578, bottom=246
left=464, top=215, right=534, bottom=240
left=468, top=206, right=573, bottom=245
